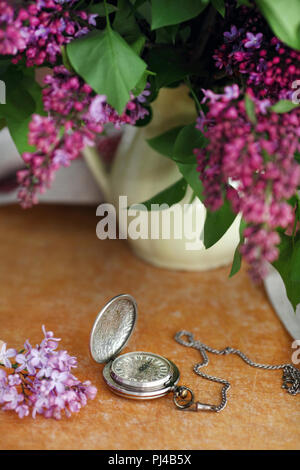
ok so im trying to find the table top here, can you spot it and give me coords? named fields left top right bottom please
left=0, top=204, right=298, bottom=450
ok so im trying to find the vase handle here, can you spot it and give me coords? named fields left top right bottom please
left=83, top=146, right=111, bottom=202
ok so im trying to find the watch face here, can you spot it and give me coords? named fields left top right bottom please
left=110, top=352, right=173, bottom=390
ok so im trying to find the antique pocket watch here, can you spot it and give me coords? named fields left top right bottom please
left=90, top=294, right=300, bottom=412
left=89, top=294, right=194, bottom=408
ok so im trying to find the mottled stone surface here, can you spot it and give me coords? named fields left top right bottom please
left=0, top=205, right=298, bottom=450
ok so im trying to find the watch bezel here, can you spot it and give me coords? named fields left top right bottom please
left=103, top=353, right=180, bottom=399
left=110, top=351, right=175, bottom=390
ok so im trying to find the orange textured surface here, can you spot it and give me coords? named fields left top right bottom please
left=0, top=204, right=298, bottom=450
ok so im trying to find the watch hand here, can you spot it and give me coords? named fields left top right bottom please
left=138, top=360, right=152, bottom=372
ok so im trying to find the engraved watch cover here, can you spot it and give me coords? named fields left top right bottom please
left=89, top=294, right=137, bottom=364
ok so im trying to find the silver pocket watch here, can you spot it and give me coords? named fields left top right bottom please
left=89, top=294, right=195, bottom=409
left=90, top=294, right=300, bottom=412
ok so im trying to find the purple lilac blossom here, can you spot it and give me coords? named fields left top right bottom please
left=194, top=86, right=300, bottom=280
left=0, top=326, right=97, bottom=419
left=213, top=4, right=300, bottom=102
left=17, top=67, right=150, bottom=208
left=0, top=0, right=97, bottom=66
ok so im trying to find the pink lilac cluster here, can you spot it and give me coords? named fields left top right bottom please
left=195, top=86, right=300, bottom=279
left=0, top=326, right=97, bottom=419
left=0, top=1, right=28, bottom=56
left=213, top=5, right=300, bottom=102
left=0, top=0, right=97, bottom=66
left=17, top=66, right=150, bottom=207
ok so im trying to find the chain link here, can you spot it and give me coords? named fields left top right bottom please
left=174, top=330, right=300, bottom=412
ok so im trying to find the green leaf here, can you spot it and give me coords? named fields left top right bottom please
left=245, top=94, right=256, bottom=124
left=0, top=118, right=6, bottom=131
left=146, top=124, right=205, bottom=162
left=236, top=0, right=252, bottom=6
left=67, top=28, right=147, bottom=114
left=151, top=0, right=209, bottom=29
left=179, top=26, right=191, bottom=43
left=177, top=162, right=204, bottom=202
left=256, top=0, right=300, bottom=50
left=89, top=3, right=118, bottom=15
left=146, top=46, right=191, bottom=88
left=294, top=151, right=300, bottom=164
left=147, top=126, right=183, bottom=157
left=290, top=240, right=300, bottom=282
left=272, top=234, right=300, bottom=310
left=136, top=0, right=151, bottom=24
left=211, top=0, right=225, bottom=17
left=155, top=25, right=180, bottom=45
left=270, top=100, right=299, bottom=114
left=147, top=124, right=205, bottom=201
left=0, top=67, right=44, bottom=155
left=204, top=200, right=237, bottom=249
left=229, top=218, right=246, bottom=278
left=173, top=124, right=207, bottom=163
left=130, top=35, right=146, bottom=55
left=61, top=45, right=74, bottom=72
left=135, top=178, right=188, bottom=210
left=132, top=70, right=148, bottom=97
left=113, top=0, right=142, bottom=44
left=229, top=247, right=242, bottom=278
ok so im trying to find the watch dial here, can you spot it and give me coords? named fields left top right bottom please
left=111, top=352, right=172, bottom=389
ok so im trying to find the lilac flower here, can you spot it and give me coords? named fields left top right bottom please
left=17, top=67, right=150, bottom=207
left=29, top=347, right=48, bottom=368
left=213, top=9, right=300, bottom=103
left=49, top=350, right=77, bottom=371
left=32, top=396, right=50, bottom=419
left=16, top=404, right=30, bottom=419
left=0, top=0, right=95, bottom=65
left=224, top=25, right=239, bottom=42
left=195, top=111, right=214, bottom=133
left=36, top=364, right=53, bottom=379
left=1, top=388, right=23, bottom=410
left=47, top=370, right=69, bottom=394
left=88, top=95, right=107, bottom=123
left=0, top=326, right=97, bottom=419
left=88, top=14, right=98, bottom=26
left=194, top=86, right=300, bottom=279
left=74, top=27, right=90, bottom=38
left=15, top=353, right=36, bottom=375
left=223, top=84, right=240, bottom=101
left=244, top=32, right=263, bottom=49
left=41, top=325, right=61, bottom=350
left=255, top=98, right=271, bottom=115
left=34, top=26, right=50, bottom=39
left=135, top=83, right=151, bottom=104
left=52, top=149, right=72, bottom=168
left=0, top=343, right=17, bottom=368
left=0, top=369, right=7, bottom=383
left=201, top=88, right=222, bottom=104
left=8, top=374, right=21, bottom=386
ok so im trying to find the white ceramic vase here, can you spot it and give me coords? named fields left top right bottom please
left=84, top=85, right=240, bottom=271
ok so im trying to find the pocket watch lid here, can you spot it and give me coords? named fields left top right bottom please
left=89, top=294, right=137, bottom=364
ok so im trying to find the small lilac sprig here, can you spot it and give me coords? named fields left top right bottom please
left=0, top=326, right=97, bottom=419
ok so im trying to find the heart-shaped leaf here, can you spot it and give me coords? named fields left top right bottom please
left=67, top=28, right=146, bottom=114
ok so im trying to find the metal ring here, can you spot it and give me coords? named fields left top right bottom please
left=173, top=386, right=195, bottom=409
left=174, top=331, right=195, bottom=347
